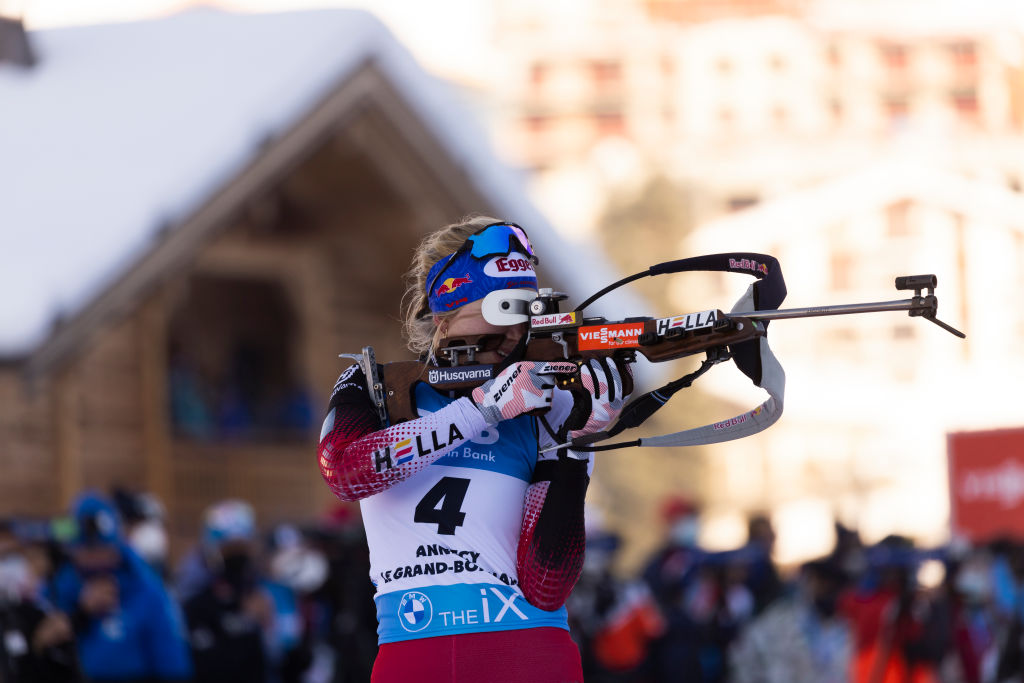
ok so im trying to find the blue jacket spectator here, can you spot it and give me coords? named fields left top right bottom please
left=47, top=493, right=192, bottom=682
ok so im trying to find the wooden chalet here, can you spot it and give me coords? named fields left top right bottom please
left=0, top=9, right=635, bottom=553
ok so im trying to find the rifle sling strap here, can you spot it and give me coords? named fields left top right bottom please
left=570, top=274, right=787, bottom=452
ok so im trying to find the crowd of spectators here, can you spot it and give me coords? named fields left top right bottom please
left=0, top=489, right=376, bottom=683
left=572, top=498, right=1024, bottom=683
left=3, top=489, right=1024, bottom=682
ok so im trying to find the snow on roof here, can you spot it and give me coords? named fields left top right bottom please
left=0, top=8, right=640, bottom=359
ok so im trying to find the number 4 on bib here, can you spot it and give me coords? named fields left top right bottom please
left=414, top=477, right=470, bottom=535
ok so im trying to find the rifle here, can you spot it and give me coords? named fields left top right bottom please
left=341, top=254, right=964, bottom=452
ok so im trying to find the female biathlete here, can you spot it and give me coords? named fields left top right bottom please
left=317, top=216, right=630, bottom=682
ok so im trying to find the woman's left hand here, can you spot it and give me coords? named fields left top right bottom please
left=569, top=357, right=631, bottom=438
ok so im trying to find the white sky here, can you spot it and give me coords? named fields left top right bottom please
left=15, top=0, right=496, bottom=81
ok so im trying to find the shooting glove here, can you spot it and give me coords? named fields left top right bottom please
left=570, top=357, right=631, bottom=438
left=537, top=357, right=632, bottom=462
left=472, top=361, right=554, bottom=426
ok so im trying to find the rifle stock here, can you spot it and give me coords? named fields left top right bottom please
left=378, top=310, right=766, bottom=423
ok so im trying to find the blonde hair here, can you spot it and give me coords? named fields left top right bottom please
left=401, top=214, right=501, bottom=356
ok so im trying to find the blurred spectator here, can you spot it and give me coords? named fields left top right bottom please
left=0, top=518, right=82, bottom=682
left=642, top=497, right=760, bottom=682
left=112, top=487, right=170, bottom=580
left=181, top=499, right=308, bottom=683
left=643, top=496, right=706, bottom=680
left=47, top=493, right=192, bottom=682
left=742, top=514, right=782, bottom=616
left=992, top=538, right=1024, bottom=682
left=839, top=535, right=948, bottom=683
left=301, top=504, right=377, bottom=683
left=729, top=559, right=851, bottom=683
left=568, top=528, right=665, bottom=682
left=168, top=343, right=214, bottom=439
left=830, top=522, right=867, bottom=581
left=948, top=551, right=999, bottom=683
left=17, top=488, right=1024, bottom=681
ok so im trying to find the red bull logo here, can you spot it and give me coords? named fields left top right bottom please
left=435, top=274, right=473, bottom=297
left=530, top=311, right=579, bottom=329
left=728, top=258, right=769, bottom=275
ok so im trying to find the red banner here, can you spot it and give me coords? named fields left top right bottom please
left=948, top=427, right=1024, bottom=542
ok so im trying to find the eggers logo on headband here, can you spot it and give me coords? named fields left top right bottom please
left=484, top=255, right=535, bottom=278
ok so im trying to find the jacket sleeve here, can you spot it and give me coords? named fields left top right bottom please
left=516, top=457, right=589, bottom=611
left=144, top=582, right=194, bottom=681
left=317, top=365, right=488, bottom=501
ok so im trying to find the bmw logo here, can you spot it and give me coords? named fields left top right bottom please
left=397, top=591, right=432, bottom=632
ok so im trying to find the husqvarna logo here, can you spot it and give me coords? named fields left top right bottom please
left=428, top=366, right=493, bottom=385
left=398, top=591, right=433, bottom=632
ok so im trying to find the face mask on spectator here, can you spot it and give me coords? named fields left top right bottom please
left=955, top=567, right=991, bottom=604
left=270, top=547, right=328, bottom=594
left=129, top=520, right=169, bottom=566
left=0, top=554, right=35, bottom=600
left=670, top=518, right=699, bottom=546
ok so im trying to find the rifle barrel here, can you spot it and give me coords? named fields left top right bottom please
left=734, top=297, right=921, bottom=321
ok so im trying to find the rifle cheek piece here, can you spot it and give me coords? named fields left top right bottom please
left=481, top=289, right=535, bottom=326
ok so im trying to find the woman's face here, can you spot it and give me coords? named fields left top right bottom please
left=438, top=300, right=527, bottom=364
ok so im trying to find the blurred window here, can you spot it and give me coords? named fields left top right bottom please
left=948, top=41, right=977, bottom=68
left=829, top=97, right=844, bottom=126
left=718, top=106, right=735, bottom=129
left=830, top=250, right=853, bottom=290
left=660, top=54, right=674, bottom=78
left=589, top=60, right=623, bottom=88
left=880, top=42, right=909, bottom=70
left=883, top=93, right=910, bottom=124
left=524, top=113, right=550, bottom=134
left=887, top=200, right=913, bottom=237
left=167, top=275, right=311, bottom=442
left=529, top=62, right=549, bottom=88
left=892, top=324, right=916, bottom=340
left=827, top=43, right=841, bottom=68
left=727, top=195, right=759, bottom=212
left=594, top=110, right=626, bottom=137
left=950, top=87, right=979, bottom=121
left=771, top=105, right=788, bottom=129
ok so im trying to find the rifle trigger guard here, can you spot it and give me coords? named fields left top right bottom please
left=706, top=347, right=732, bottom=364
left=550, top=331, right=570, bottom=359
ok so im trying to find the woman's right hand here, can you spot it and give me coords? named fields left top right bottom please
left=471, top=361, right=555, bottom=425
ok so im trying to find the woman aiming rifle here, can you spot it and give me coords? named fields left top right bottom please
left=317, top=216, right=630, bottom=682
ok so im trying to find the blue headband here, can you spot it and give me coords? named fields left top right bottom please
left=426, top=249, right=537, bottom=313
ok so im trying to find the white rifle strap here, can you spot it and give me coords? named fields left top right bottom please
left=636, top=283, right=786, bottom=448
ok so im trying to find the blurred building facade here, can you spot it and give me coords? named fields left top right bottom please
left=684, top=160, right=1024, bottom=562
left=489, top=0, right=1024, bottom=236
left=476, top=0, right=1024, bottom=562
